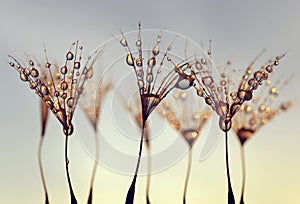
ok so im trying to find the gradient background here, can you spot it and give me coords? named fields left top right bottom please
left=0, top=0, right=299, bottom=203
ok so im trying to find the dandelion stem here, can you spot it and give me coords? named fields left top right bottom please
left=146, top=144, right=151, bottom=204
left=125, top=121, right=146, bottom=204
left=239, top=145, right=246, bottom=204
left=65, top=135, right=78, bottom=204
left=38, top=136, right=49, bottom=204
left=183, top=149, right=193, bottom=204
left=87, top=129, right=100, bottom=204
left=225, top=130, right=235, bottom=204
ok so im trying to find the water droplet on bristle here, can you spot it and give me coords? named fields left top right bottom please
left=20, top=70, right=28, bottom=81
left=136, top=40, right=142, bottom=47
left=266, top=65, right=273, bottom=73
left=66, top=52, right=74, bottom=60
left=67, top=97, right=74, bottom=107
left=40, top=84, right=49, bottom=95
left=152, top=45, right=159, bottom=56
left=29, top=60, right=34, bottom=66
left=120, top=38, right=128, bottom=47
left=147, top=57, right=156, bottom=68
left=126, top=53, right=134, bottom=66
left=61, top=66, right=68, bottom=74
left=136, top=58, right=142, bottom=67
left=202, top=76, right=214, bottom=87
left=30, top=68, right=39, bottom=77
left=74, top=62, right=80, bottom=69
left=201, top=58, right=207, bottom=65
left=61, top=81, right=68, bottom=90
left=146, top=73, right=154, bottom=83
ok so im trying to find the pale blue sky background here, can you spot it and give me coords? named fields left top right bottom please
left=0, top=0, right=299, bottom=203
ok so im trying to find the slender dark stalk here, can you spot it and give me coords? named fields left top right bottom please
left=225, top=131, right=235, bottom=204
left=125, top=122, right=146, bottom=204
left=65, top=135, right=78, bottom=204
left=146, top=144, right=151, bottom=204
left=87, top=129, right=99, bottom=204
left=183, top=149, right=193, bottom=204
left=239, top=145, right=246, bottom=204
left=38, top=136, right=49, bottom=204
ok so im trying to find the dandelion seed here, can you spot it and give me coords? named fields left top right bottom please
left=8, top=41, right=102, bottom=204
left=232, top=78, right=293, bottom=204
left=157, top=90, right=211, bottom=204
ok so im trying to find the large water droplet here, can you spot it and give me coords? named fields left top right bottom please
left=237, top=89, right=252, bottom=101
left=40, top=84, right=49, bottom=95
left=148, top=57, right=156, bottom=68
left=66, top=52, right=74, bottom=60
left=61, top=66, right=68, bottom=74
left=74, top=62, right=80, bottom=69
left=266, top=65, right=273, bottom=73
left=219, top=116, right=232, bottom=132
left=30, top=68, right=39, bottom=77
left=20, top=70, right=28, bottom=82
left=126, top=53, right=134, bottom=66
left=202, top=76, right=214, bottom=87
left=254, top=71, right=262, bottom=81
left=63, top=123, right=74, bottom=136
left=176, top=77, right=192, bottom=90
left=61, top=81, right=68, bottom=90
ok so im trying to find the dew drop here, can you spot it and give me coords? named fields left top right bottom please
left=176, top=77, right=192, bottom=90
left=137, top=70, right=144, bottom=78
left=55, top=91, right=60, bottom=97
left=136, top=40, right=142, bottom=47
left=9, top=62, right=15, bottom=67
left=72, top=79, right=77, bottom=84
left=67, top=97, right=74, bottom=108
left=29, top=60, right=34, bottom=66
left=138, top=79, right=144, bottom=89
left=219, top=116, right=232, bottom=132
left=46, top=62, right=51, bottom=68
left=205, top=97, right=213, bottom=105
left=63, top=123, right=74, bottom=136
left=136, top=58, right=143, bottom=67
left=167, top=45, right=172, bottom=51
left=152, top=45, right=159, bottom=56
left=201, top=58, right=207, bottom=65
left=147, top=57, right=156, bottom=68
left=30, top=68, right=39, bottom=77
left=61, top=93, right=67, bottom=99
left=146, top=73, right=154, bottom=83
left=29, top=82, right=38, bottom=89
left=195, top=61, right=202, bottom=70
left=221, top=80, right=226, bottom=86
left=20, top=70, right=28, bottom=82
left=40, top=84, right=49, bottom=95
left=86, top=68, right=93, bottom=79
left=197, top=88, right=204, bottom=97
left=77, top=86, right=84, bottom=95
left=120, top=38, right=128, bottom=47
left=74, top=62, right=80, bottom=69
left=61, top=81, right=68, bottom=91
left=202, top=76, right=214, bottom=87
left=254, top=71, right=262, bottom=81
left=274, top=58, right=279, bottom=66
left=126, top=53, right=134, bottom=66
left=45, top=100, right=54, bottom=109
left=61, top=66, right=68, bottom=74
left=266, top=65, right=273, bottom=73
